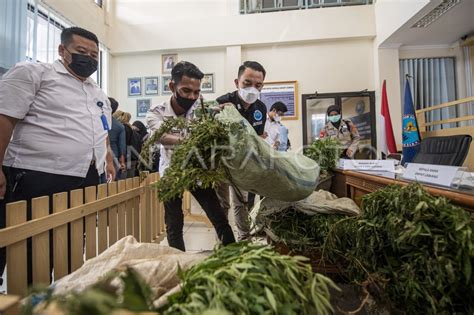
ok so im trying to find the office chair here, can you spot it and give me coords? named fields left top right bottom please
left=412, top=135, right=472, bottom=167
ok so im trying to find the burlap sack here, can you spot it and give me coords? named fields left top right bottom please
left=53, top=236, right=206, bottom=299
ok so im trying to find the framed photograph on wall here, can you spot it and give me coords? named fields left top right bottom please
left=144, top=76, right=159, bottom=95
left=128, top=77, right=142, bottom=97
left=162, top=54, right=178, bottom=73
left=137, top=99, right=151, bottom=117
left=161, top=75, right=172, bottom=95
left=201, top=73, right=214, bottom=93
left=259, top=81, right=298, bottom=120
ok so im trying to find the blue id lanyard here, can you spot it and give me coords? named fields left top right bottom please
left=96, top=101, right=110, bottom=131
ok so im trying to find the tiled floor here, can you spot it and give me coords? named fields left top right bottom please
left=160, top=221, right=219, bottom=253
left=160, top=194, right=233, bottom=253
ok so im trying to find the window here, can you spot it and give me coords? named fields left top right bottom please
left=26, top=1, right=109, bottom=91
left=240, top=0, right=373, bottom=13
left=302, top=91, right=376, bottom=158
left=26, top=2, right=70, bottom=63
left=399, top=57, right=457, bottom=130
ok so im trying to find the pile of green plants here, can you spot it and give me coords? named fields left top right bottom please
left=161, top=242, right=338, bottom=315
left=23, top=267, right=155, bottom=315
left=264, top=208, right=348, bottom=252
left=323, top=183, right=474, bottom=314
left=139, top=116, right=187, bottom=174
left=303, top=137, right=341, bottom=177
left=140, top=104, right=240, bottom=202
left=24, top=243, right=338, bottom=315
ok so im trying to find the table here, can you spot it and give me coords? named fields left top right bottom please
left=330, top=169, right=474, bottom=214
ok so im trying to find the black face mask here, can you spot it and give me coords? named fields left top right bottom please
left=174, top=91, right=196, bottom=112
left=66, top=50, right=98, bottom=78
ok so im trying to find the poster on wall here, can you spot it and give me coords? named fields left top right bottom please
left=201, top=73, right=214, bottom=93
left=347, top=112, right=372, bottom=141
left=259, top=81, right=298, bottom=120
left=137, top=99, right=151, bottom=117
left=144, top=77, right=159, bottom=95
left=162, top=54, right=178, bottom=73
left=128, top=78, right=142, bottom=97
left=161, top=75, right=172, bottom=95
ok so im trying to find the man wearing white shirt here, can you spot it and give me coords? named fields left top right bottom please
left=146, top=61, right=235, bottom=251
left=0, top=27, right=115, bottom=285
left=264, top=102, right=288, bottom=149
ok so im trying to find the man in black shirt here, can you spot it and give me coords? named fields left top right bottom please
left=216, top=61, right=266, bottom=241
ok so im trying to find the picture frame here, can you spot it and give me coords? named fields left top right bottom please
left=162, top=54, right=178, bottom=73
left=136, top=99, right=151, bottom=117
left=259, top=80, right=298, bottom=120
left=128, top=77, right=142, bottom=97
left=144, top=76, right=159, bottom=95
left=201, top=73, right=214, bottom=93
left=161, top=75, right=172, bottom=95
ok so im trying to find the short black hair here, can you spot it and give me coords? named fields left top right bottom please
left=171, top=61, right=204, bottom=84
left=238, top=61, right=266, bottom=79
left=270, top=101, right=288, bottom=113
left=109, top=97, right=119, bottom=114
left=61, top=27, right=99, bottom=47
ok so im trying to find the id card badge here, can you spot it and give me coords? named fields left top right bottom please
left=100, top=114, right=110, bottom=131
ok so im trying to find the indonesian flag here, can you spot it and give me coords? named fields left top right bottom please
left=379, top=80, right=397, bottom=155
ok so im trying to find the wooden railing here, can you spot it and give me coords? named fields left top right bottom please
left=0, top=172, right=164, bottom=298
left=415, top=96, right=474, bottom=171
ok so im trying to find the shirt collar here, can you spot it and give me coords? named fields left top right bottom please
left=163, top=99, right=197, bottom=119
left=53, top=60, right=95, bottom=85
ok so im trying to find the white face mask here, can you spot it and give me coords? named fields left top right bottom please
left=274, top=115, right=282, bottom=122
left=238, top=87, right=260, bottom=104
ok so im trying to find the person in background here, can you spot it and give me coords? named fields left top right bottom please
left=216, top=61, right=267, bottom=241
left=264, top=101, right=288, bottom=150
left=320, top=105, right=360, bottom=159
left=146, top=61, right=235, bottom=251
left=114, top=111, right=141, bottom=178
left=132, top=120, right=149, bottom=145
left=108, top=98, right=126, bottom=180
left=132, top=120, right=149, bottom=175
left=0, top=26, right=115, bottom=285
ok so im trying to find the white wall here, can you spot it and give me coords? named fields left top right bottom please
left=110, top=47, right=227, bottom=123
left=108, top=1, right=377, bottom=151
left=110, top=38, right=375, bottom=150
left=374, top=0, right=430, bottom=47
left=110, top=4, right=375, bottom=54
left=114, top=0, right=235, bottom=26
left=378, top=48, right=402, bottom=149
left=373, top=0, right=431, bottom=152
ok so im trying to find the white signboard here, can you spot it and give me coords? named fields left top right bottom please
left=339, top=159, right=395, bottom=172
left=402, top=163, right=460, bottom=187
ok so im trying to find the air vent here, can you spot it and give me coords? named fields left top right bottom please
left=412, top=0, right=462, bottom=28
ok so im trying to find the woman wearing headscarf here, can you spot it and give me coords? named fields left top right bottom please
left=320, top=105, right=360, bottom=159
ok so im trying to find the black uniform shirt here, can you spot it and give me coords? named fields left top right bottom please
left=216, top=91, right=267, bottom=136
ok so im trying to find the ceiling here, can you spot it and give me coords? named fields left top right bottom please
left=381, top=0, right=474, bottom=48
